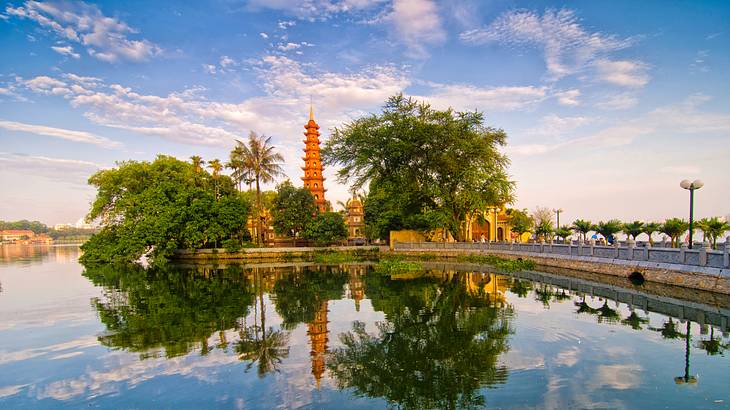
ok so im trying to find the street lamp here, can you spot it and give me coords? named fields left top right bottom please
left=680, top=180, right=703, bottom=249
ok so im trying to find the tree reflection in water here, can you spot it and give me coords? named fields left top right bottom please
left=328, top=270, right=513, bottom=409
left=83, top=264, right=256, bottom=359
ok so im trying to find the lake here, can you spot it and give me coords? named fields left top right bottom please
left=0, top=245, right=728, bottom=409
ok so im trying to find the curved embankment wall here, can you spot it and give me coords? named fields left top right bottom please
left=172, top=246, right=380, bottom=263
left=393, top=249, right=730, bottom=295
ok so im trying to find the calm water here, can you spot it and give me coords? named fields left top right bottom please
left=0, top=245, right=728, bottom=409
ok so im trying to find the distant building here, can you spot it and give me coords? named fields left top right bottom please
left=345, top=196, right=365, bottom=240
left=0, top=230, right=52, bottom=244
left=53, top=224, right=73, bottom=231
left=0, top=230, right=35, bottom=242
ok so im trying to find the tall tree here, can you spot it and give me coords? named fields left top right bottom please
left=532, top=207, right=554, bottom=241
left=242, top=131, right=285, bottom=244
left=322, top=94, right=513, bottom=241
left=208, top=158, right=223, bottom=199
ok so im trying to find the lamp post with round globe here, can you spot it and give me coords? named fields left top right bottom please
left=680, top=179, right=703, bottom=249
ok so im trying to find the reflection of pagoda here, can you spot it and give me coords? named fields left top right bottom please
left=301, top=106, right=327, bottom=212
left=307, top=300, right=329, bottom=388
left=348, top=266, right=366, bottom=311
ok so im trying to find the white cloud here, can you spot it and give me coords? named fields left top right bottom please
left=51, top=45, right=80, bottom=59
left=6, top=1, right=161, bottom=62
left=594, top=59, right=649, bottom=87
left=421, top=83, right=547, bottom=112
left=383, top=0, right=445, bottom=58
left=0, top=152, right=103, bottom=184
left=595, top=92, right=639, bottom=110
left=460, top=9, right=644, bottom=85
left=525, top=114, right=592, bottom=136
left=249, top=1, right=384, bottom=21
left=277, top=42, right=302, bottom=51
left=0, top=119, right=121, bottom=148
left=259, top=32, right=269, bottom=39
left=555, top=89, right=581, bottom=106
left=278, top=19, right=296, bottom=29
left=508, top=94, right=730, bottom=156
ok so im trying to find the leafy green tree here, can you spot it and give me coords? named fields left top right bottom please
left=271, top=180, right=318, bottom=237
left=302, top=212, right=348, bottom=245
left=571, top=219, right=593, bottom=242
left=661, top=218, right=689, bottom=248
left=623, top=220, right=644, bottom=240
left=323, top=94, right=514, bottom=241
left=642, top=222, right=661, bottom=245
left=555, top=225, right=572, bottom=242
left=271, top=266, right=348, bottom=329
left=695, top=217, right=730, bottom=249
left=595, top=220, right=623, bottom=244
left=80, top=155, right=251, bottom=264
left=507, top=208, right=532, bottom=242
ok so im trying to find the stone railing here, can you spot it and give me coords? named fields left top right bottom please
left=393, top=238, right=730, bottom=269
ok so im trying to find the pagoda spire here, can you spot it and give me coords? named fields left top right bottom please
left=301, top=105, right=327, bottom=212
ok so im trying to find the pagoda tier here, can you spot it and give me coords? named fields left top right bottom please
left=301, top=105, right=327, bottom=212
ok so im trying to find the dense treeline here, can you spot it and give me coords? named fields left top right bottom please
left=0, top=220, right=50, bottom=233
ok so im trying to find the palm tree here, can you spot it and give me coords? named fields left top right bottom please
left=190, top=155, right=205, bottom=173
left=243, top=131, right=285, bottom=245
left=696, top=217, right=730, bottom=249
left=228, top=141, right=255, bottom=192
left=571, top=219, right=593, bottom=242
left=623, top=221, right=644, bottom=240
left=208, top=158, right=223, bottom=199
left=661, top=218, right=689, bottom=248
left=642, top=222, right=661, bottom=246
left=555, top=225, right=572, bottom=243
left=595, top=220, right=623, bottom=244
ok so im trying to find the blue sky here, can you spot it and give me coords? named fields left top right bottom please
left=0, top=0, right=728, bottom=226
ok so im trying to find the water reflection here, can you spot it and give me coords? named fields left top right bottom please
left=3, top=254, right=729, bottom=408
left=328, top=271, right=513, bottom=409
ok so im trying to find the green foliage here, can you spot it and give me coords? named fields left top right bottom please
left=534, top=220, right=554, bottom=241
left=571, top=219, right=593, bottom=242
left=555, top=225, right=572, bottom=242
left=271, top=180, right=318, bottom=237
left=0, top=219, right=49, bottom=233
left=80, top=155, right=251, bottom=264
left=302, top=212, right=348, bottom=245
left=455, top=254, right=536, bottom=272
left=311, top=249, right=378, bottom=264
left=323, top=94, right=514, bottom=241
left=661, top=218, right=689, bottom=248
left=373, top=259, right=425, bottom=275
left=695, top=217, right=729, bottom=249
left=595, top=219, right=623, bottom=243
left=507, top=208, right=533, bottom=239
left=642, top=222, right=661, bottom=245
left=623, top=220, right=644, bottom=240
left=223, top=239, right=242, bottom=253
left=82, top=263, right=255, bottom=358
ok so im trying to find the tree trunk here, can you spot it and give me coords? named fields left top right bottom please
left=256, top=177, right=262, bottom=246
